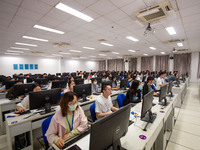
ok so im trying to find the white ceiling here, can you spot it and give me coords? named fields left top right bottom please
left=0, top=0, right=200, bottom=60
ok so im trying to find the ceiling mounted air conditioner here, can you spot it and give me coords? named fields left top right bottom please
left=133, top=1, right=172, bottom=23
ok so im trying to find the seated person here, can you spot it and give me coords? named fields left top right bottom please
left=92, top=72, right=97, bottom=78
left=167, top=73, right=178, bottom=82
left=95, top=84, right=118, bottom=119
left=0, top=78, right=15, bottom=92
left=46, top=92, right=88, bottom=149
left=123, top=80, right=142, bottom=106
left=111, top=76, right=119, bottom=90
left=91, top=79, right=100, bottom=94
left=84, top=75, right=91, bottom=84
left=16, top=85, right=41, bottom=113
left=6, top=81, right=23, bottom=99
left=64, top=80, right=75, bottom=93
left=156, top=72, right=167, bottom=90
left=106, top=73, right=112, bottom=81
left=129, top=76, right=137, bottom=87
left=142, top=76, right=158, bottom=98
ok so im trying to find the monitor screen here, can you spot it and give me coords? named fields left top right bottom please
left=89, top=104, right=131, bottom=150
left=27, top=77, right=34, bottom=83
left=101, top=81, right=112, bottom=92
left=34, top=78, right=48, bottom=86
left=73, top=76, right=82, bottom=80
left=13, top=83, right=35, bottom=98
left=159, top=85, right=168, bottom=106
left=167, top=82, right=173, bottom=97
left=73, top=84, right=91, bottom=102
left=74, top=79, right=84, bottom=85
left=5, top=80, right=17, bottom=89
left=29, top=88, right=61, bottom=110
left=51, top=81, right=67, bottom=89
left=120, top=79, right=128, bottom=89
left=141, top=90, right=156, bottom=123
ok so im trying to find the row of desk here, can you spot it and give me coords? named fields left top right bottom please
left=1, top=78, right=188, bottom=150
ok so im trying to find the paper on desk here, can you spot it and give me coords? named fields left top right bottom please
left=153, top=99, right=159, bottom=104
left=0, top=99, right=11, bottom=104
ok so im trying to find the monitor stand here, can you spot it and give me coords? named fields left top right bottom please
left=112, top=139, right=127, bottom=150
left=158, top=98, right=170, bottom=106
left=39, top=103, right=56, bottom=115
left=142, top=110, right=157, bottom=131
left=79, top=94, right=89, bottom=103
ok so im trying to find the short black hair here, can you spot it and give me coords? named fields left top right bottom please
left=102, top=83, right=111, bottom=92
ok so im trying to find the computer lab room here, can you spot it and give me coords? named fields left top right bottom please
left=0, top=0, right=200, bottom=150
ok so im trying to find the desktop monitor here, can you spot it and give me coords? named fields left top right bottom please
left=141, top=91, right=156, bottom=128
left=47, top=75, right=55, bottom=81
left=73, top=76, right=82, bottom=80
left=89, top=104, right=131, bottom=150
left=167, top=82, right=173, bottom=97
left=71, top=72, right=76, bottom=77
left=29, top=88, right=61, bottom=112
left=13, top=83, right=35, bottom=98
left=91, top=77, right=102, bottom=86
left=26, top=77, right=34, bottom=83
left=56, top=73, right=61, bottom=76
left=101, top=81, right=112, bottom=92
left=34, top=78, right=48, bottom=86
left=59, top=77, right=68, bottom=82
left=120, top=79, right=128, bottom=90
left=159, top=85, right=168, bottom=106
left=73, top=84, right=91, bottom=102
left=74, top=79, right=84, bottom=85
left=124, top=74, right=128, bottom=79
left=51, top=81, right=67, bottom=89
left=5, top=80, right=17, bottom=89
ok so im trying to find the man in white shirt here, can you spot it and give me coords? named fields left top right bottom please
left=92, top=72, right=98, bottom=78
left=95, top=84, right=118, bottom=118
left=156, top=72, right=166, bottom=90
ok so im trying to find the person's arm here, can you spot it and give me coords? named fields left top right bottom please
left=96, top=111, right=112, bottom=118
left=111, top=106, right=119, bottom=111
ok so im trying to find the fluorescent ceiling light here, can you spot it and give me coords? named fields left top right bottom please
left=112, top=52, right=119, bottom=54
left=69, top=50, right=82, bottom=53
left=5, top=53, right=20, bottom=55
left=7, top=50, right=24, bottom=53
left=34, top=25, right=65, bottom=34
left=149, top=47, right=156, bottom=50
left=55, top=3, right=94, bottom=22
left=126, top=36, right=139, bottom=42
left=99, top=54, right=106, bottom=56
left=165, top=27, right=176, bottom=35
left=52, top=54, right=62, bottom=57
left=15, top=42, right=37, bottom=47
left=128, top=50, right=136, bottom=52
left=22, top=36, right=48, bottom=42
left=89, top=56, right=96, bottom=57
left=83, top=47, right=95, bottom=50
left=100, top=42, right=113, bottom=46
left=59, top=52, right=71, bottom=55
left=10, top=47, right=30, bottom=50
left=177, top=42, right=183, bottom=47
left=160, top=52, right=165, bottom=54
left=137, top=8, right=159, bottom=18
left=118, top=56, right=123, bottom=58
left=143, top=54, right=148, bottom=56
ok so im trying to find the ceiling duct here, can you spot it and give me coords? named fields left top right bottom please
left=31, top=51, right=43, bottom=54
left=99, top=50, right=111, bottom=53
left=53, top=42, right=71, bottom=47
left=133, top=1, right=172, bottom=23
left=163, top=38, right=185, bottom=44
left=176, top=49, right=188, bottom=52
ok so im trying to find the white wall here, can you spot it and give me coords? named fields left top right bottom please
left=61, top=58, right=99, bottom=72
left=0, top=55, right=61, bottom=76
left=190, top=52, right=199, bottom=82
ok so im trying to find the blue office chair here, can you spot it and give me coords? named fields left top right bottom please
left=117, top=93, right=126, bottom=108
left=90, top=103, right=97, bottom=122
left=41, top=115, right=53, bottom=150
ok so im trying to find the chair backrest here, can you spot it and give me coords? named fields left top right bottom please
left=90, top=103, right=97, bottom=122
left=42, top=115, right=53, bottom=148
left=117, top=93, right=126, bottom=108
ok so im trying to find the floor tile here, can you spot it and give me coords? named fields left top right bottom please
left=166, top=141, right=193, bottom=150
left=177, top=112, right=200, bottom=126
left=170, top=129, right=200, bottom=150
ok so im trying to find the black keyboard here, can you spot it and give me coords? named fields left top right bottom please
left=62, top=129, right=91, bottom=149
left=93, top=92, right=101, bottom=95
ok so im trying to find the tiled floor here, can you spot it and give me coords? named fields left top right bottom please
left=166, top=82, right=200, bottom=150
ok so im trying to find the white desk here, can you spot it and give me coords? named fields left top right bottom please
left=53, top=94, right=178, bottom=150
left=0, top=98, right=20, bottom=135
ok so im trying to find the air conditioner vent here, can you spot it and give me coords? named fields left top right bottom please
left=177, top=49, right=188, bottom=52
left=133, top=1, right=172, bottom=23
left=99, top=50, right=111, bottom=53
left=31, top=51, right=43, bottom=54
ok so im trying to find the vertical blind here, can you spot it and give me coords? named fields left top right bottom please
left=107, top=59, right=124, bottom=71
left=129, top=58, right=137, bottom=71
left=198, top=52, right=200, bottom=78
left=155, top=55, right=169, bottom=72
left=141, top=56, right=153, bottom=71
left=99, top=60, right=106, bottom=71
left=174, top=53, right=191, bottom=75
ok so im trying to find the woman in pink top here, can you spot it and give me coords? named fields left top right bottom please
left=45, top=92, right=88, bottom=148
